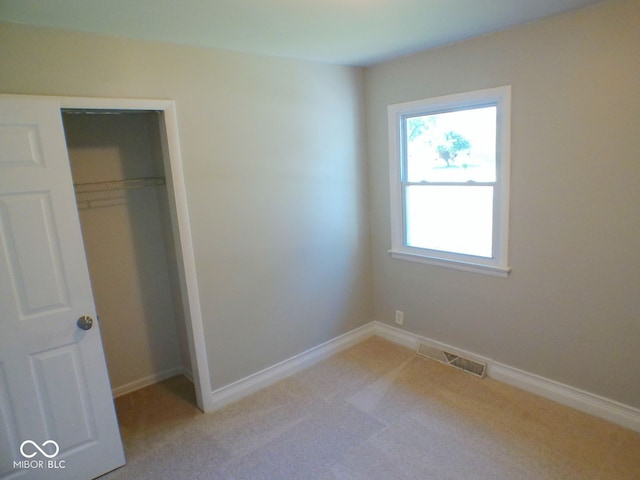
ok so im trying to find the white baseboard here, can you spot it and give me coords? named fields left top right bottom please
left=488, top=362, right=640, bottom=433
left=373, top=321, right=640, bottom=433
left=209, top=322, right=376, bottom=410
left=202, top=320, right=640, bottom=433
left=181, top=367, right=194, bottom=383
left=111, top=366, right=191, bottom=398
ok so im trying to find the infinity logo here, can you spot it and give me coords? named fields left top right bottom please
left=19, top=440, right=60, bottom=459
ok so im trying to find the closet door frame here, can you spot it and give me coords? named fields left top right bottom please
left=59, top=96, right=213, bottom=412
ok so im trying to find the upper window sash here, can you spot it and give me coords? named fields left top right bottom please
left=399, top=101, right=499, bottom=184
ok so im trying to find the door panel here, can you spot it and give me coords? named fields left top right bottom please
left=30, top=345, right=96, bottom=448
left=1, top=192, right=70, bottom=315
left=0, top=363, right=19, bottom=477
left=0, top=124, right=44, bottom=167
left=0, top=97, right=125, bottom=479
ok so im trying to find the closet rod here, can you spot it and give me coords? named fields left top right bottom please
left=74, top=177, right=166, bottom=194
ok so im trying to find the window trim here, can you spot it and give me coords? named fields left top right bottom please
left=388, top=86, right=511, bottom=277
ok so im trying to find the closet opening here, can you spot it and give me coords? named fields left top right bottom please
left=61, top=108, right=198, bottom=411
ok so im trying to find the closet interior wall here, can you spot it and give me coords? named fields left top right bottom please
left=62, top=111, right=191, bottom=396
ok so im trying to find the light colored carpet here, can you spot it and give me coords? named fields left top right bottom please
left=100, top=337, right=640, bottom=479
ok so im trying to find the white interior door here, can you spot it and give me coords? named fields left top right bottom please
left=0, top=97, right=125, bottom=479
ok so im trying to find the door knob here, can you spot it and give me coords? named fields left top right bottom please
left=77, top=315, right=93, bottom=330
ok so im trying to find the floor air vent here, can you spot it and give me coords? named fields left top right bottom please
left=417, top=343, right=487, bottom=378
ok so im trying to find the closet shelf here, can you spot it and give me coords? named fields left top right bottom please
left=74, top=177, right=166, bottom=194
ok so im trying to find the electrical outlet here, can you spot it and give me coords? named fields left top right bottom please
left=395, top=310, right=404, bottom=326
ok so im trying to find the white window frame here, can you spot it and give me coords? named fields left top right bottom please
left=388, top=86, right=511, bottom=277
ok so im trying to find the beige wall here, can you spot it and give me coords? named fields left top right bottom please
left=0, top=22, right=371, bottom=390
left=365, top=0, right=640, bottom=408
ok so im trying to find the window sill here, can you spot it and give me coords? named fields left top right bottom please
left=388, top=250, right=510, bottom=278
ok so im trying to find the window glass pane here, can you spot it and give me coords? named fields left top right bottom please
left=405, top=185, right=493, bottom=257
left=405, top=106, right=496, bottom=183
